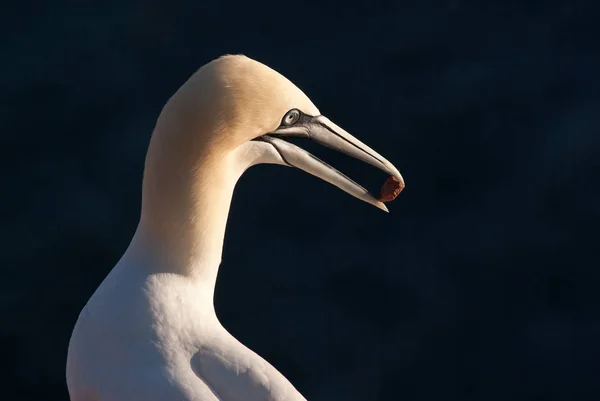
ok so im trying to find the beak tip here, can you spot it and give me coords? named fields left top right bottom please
left=394, top=173, right=405, bottom=188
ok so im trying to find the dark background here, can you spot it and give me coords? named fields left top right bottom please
left=2, top=1, right=599, bottom=400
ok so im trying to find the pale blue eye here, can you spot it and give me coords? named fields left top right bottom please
left=283, top=109, right=300, bottom=126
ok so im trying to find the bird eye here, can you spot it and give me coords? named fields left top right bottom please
left=282, top=109, right=300, bottom=126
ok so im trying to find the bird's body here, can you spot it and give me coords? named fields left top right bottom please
left=67, top=55, right=403, bottom=400
left=68, top=242, right=306, bottom=401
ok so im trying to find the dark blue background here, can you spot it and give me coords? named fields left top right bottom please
left=2, top=1, right=599, bottom=400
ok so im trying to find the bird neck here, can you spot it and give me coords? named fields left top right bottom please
left=134, top=146, right=239, bottom=298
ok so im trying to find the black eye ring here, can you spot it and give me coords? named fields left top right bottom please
left=282, top=109, right=301, bottom=126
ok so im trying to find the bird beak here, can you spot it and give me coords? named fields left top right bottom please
left=254, top=115, right=404, bottom=212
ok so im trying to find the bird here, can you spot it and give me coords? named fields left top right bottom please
left=66, top=54, right=404, bottom=401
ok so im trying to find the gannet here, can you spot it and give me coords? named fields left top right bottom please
left=66, top=54, right=404, bottom=401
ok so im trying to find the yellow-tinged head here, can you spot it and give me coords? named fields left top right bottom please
left=153, top=54, right=319, bottom=157
left=144, top=54, right=403, bottom=217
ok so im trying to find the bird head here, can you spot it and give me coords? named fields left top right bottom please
left=149, top=54, right=404, bottom=212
